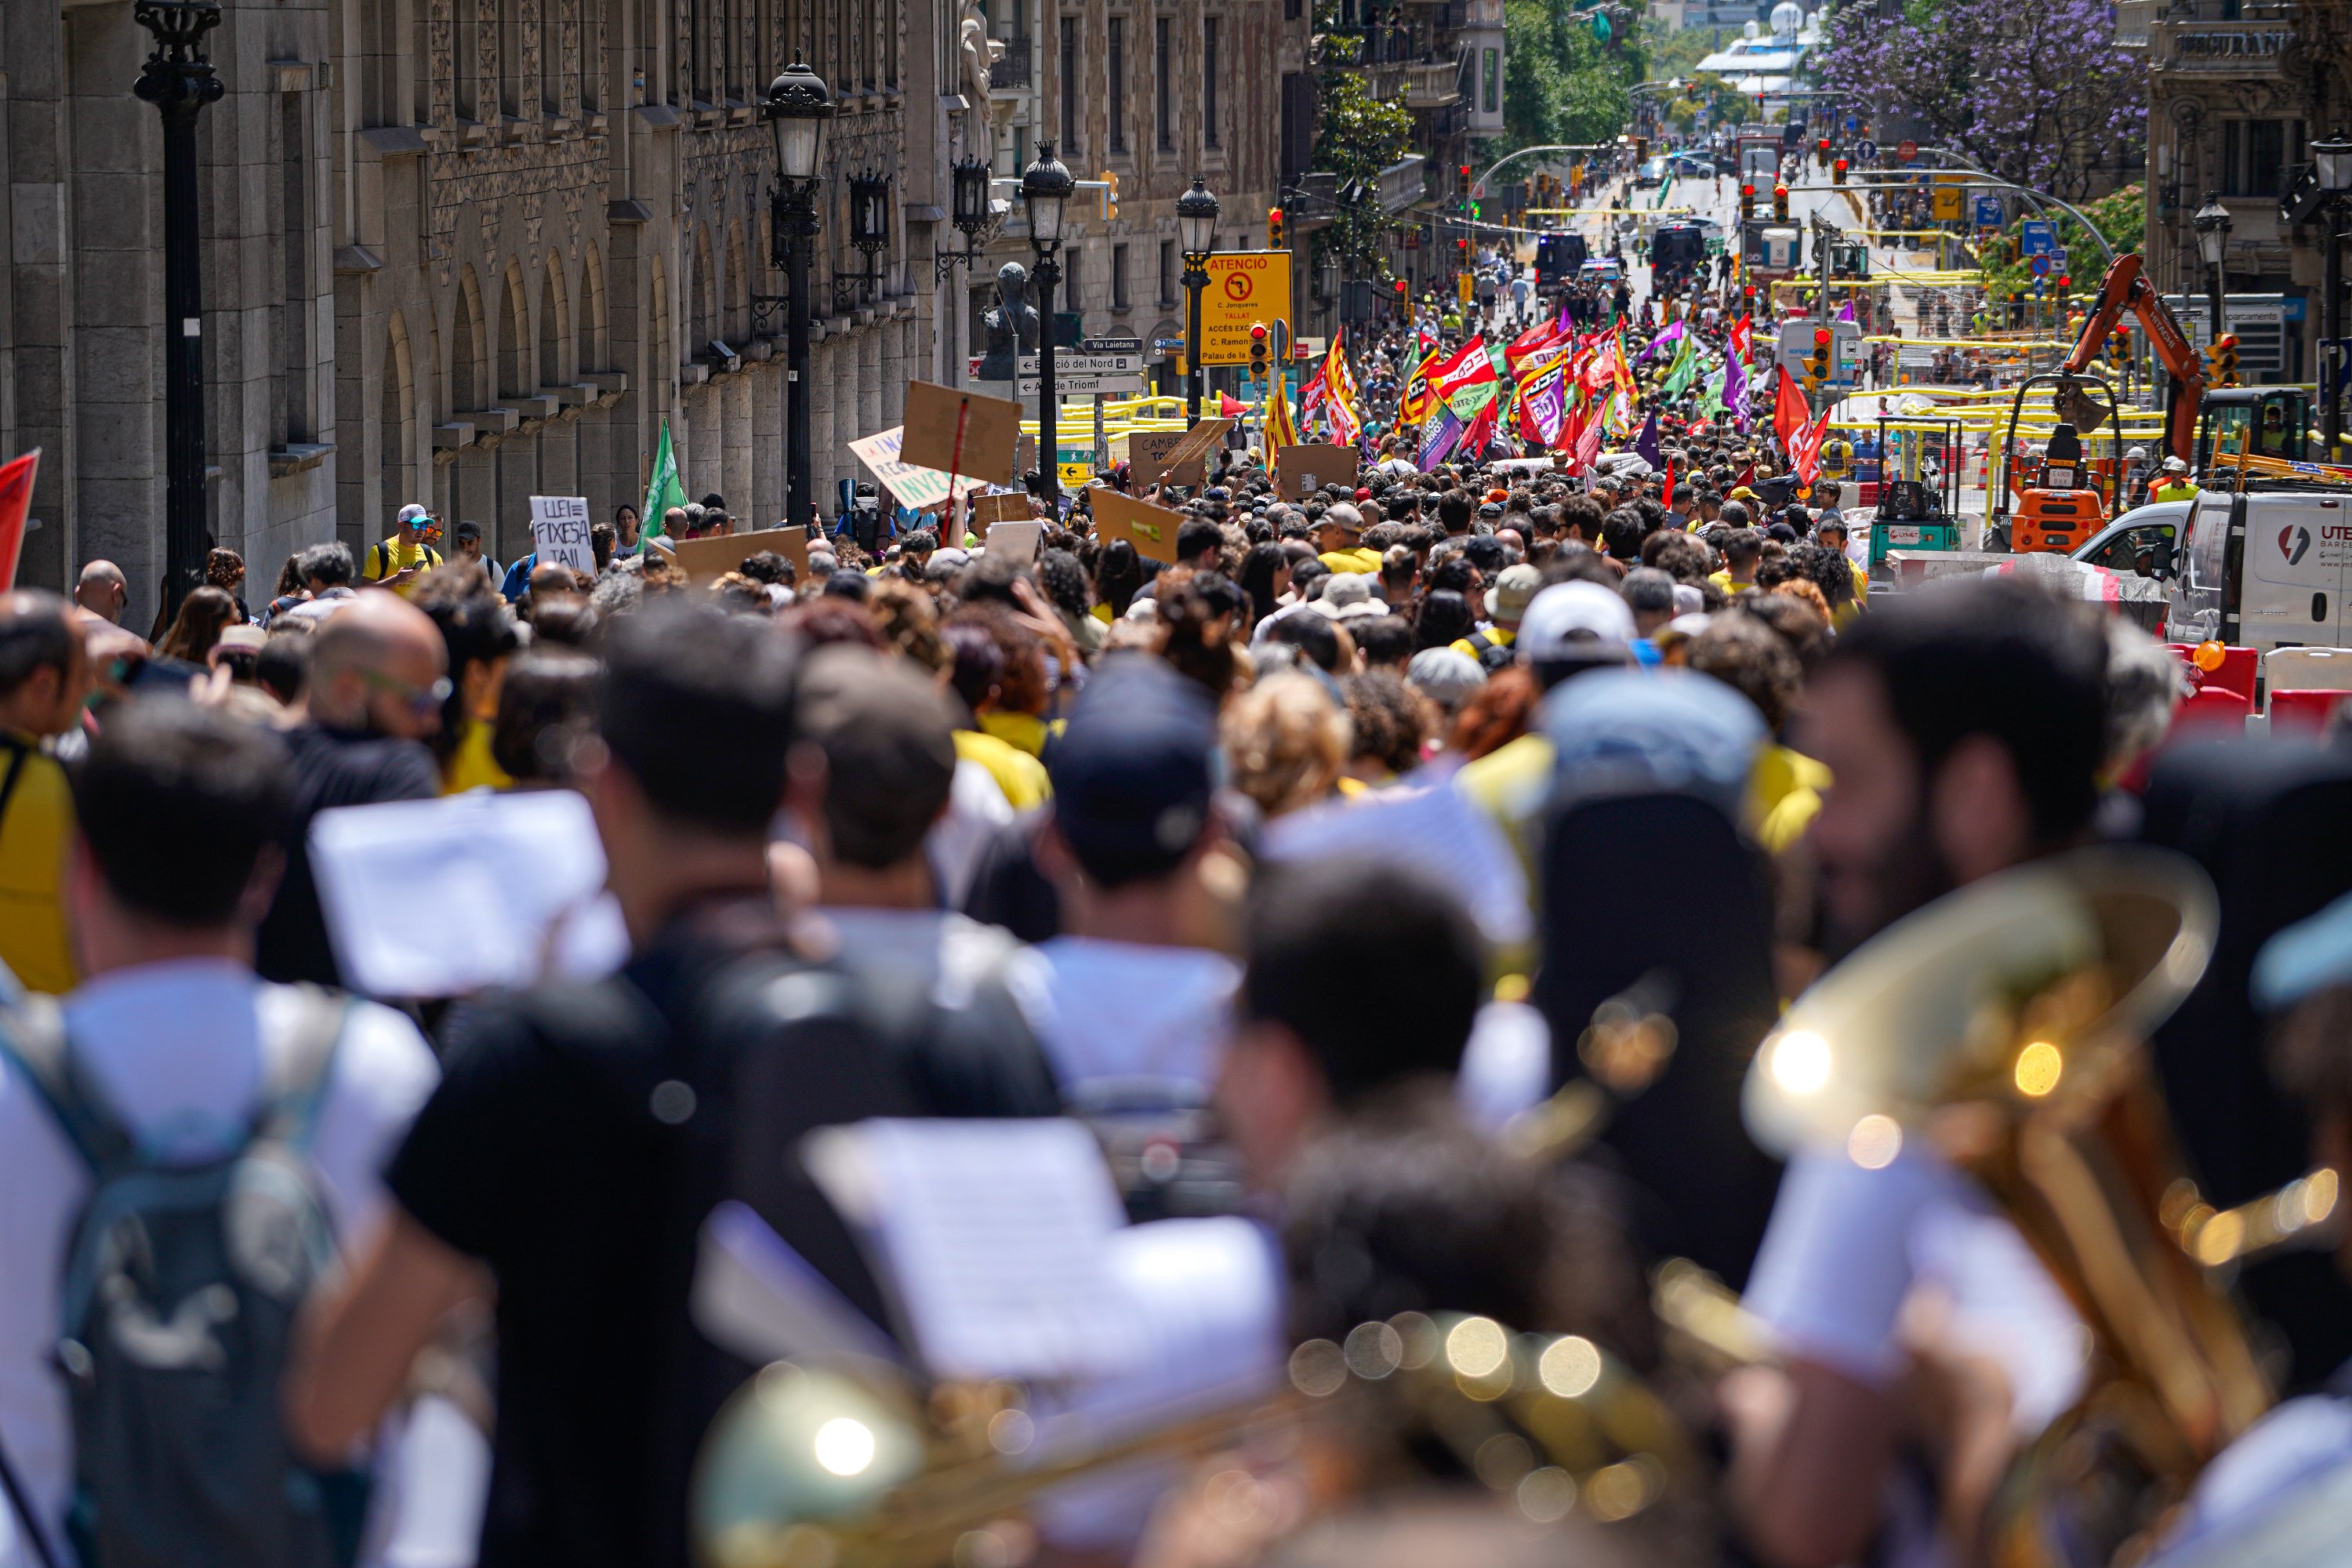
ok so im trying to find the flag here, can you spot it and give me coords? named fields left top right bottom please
left=1659, top=336, right=1701, bottom=401
left=641, top=419, right=686, bottom=537
left=1417, top=403, right=1465, bottom=471
left=1729, top=313, right=1753, bottom=365
left=1505, top=316, right=1564, bottom=371
left=1633, top=319, right=1686, bottom=368
left=1265, top=368, right=1299, bottom=451
left=1773, top=365, right=1813, bottom=450
left=1662, top=461, right=1676, bottom=511
left=1789, top=408, right=1833, bottom=484
left=1428, top=339, right=1501, bottom=419
left=0, top=449, right=36, bottom=592
left=1836, top=298, right=1857, bottom=325
left=1609, top=324, right=1639, bottom=407
left=1219, top=390, right=1247, bottom=419
left=1397, top=347, right=1442, bottom=430
left=1722, top=352, right=1749, bottom=432
left=1458, top=397, right=1500, bottom=464
left=1515, top=358, right=1569, bottom=447
left=1570, top=405, right=1606, bottom=472
left=1633, top=408, right=1661, bottom=469
left=1322, top=332, right=1363, bottom=447
left=1298, top=364, right=1330, bottom=434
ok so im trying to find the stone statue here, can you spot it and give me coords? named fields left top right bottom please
left=957, top=0, right=1002, bottom=107
left=976, top=261, right=1038, bottom=382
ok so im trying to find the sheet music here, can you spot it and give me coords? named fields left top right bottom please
left=803, top=1120, right=1142, bottom=1382
left=1257, top=771, right=1533, bottom=948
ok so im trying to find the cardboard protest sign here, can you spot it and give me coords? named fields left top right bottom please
left=1273, top=445, right=1360, bottom=502
left=967, top=492, right=1033, bottom=540
left=848, top=426, right=993, bottom=511
left=1090, top=486, right=1184, bottom=564
left=983, top=520, right=1043, bottom=563
left=900, top=380, right=1022, bottom=485
left=668, top=524, right=810, bottom=582
left=528, top=495, right=594, bottom=574
left=1153, top=419, right=1232, bottom=483
left=1127, top=430, right=1207, bottom=488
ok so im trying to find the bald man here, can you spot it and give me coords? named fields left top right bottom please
left=256, top=593, right=447, bottom=984
left=73, top=561, right=127, bottom=626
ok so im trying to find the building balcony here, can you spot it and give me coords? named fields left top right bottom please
left=988, top=40, right=1033, bottom=91
left=2114, top=0, right=2152, bottom=45
left=1405, top=60, right=1463, bottom=106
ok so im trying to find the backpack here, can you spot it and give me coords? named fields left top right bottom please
left=367, top=540, right=440, bottom=580
left=0, top=986, right=367, bottom=1568
left=1465, top=630, right=1518, bottom=675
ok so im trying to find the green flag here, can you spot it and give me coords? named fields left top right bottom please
left=1660, top=336, right=1700, bottom=401
left=641, top=418, right=686, bottom=538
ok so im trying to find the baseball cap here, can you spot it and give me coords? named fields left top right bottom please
left=397, top=503, right=434, bottom=528
left=1312, top=572, right=1385, bottom=618
left=1045, top=661, right=1220, bottom=887
left=792, top=645, right=959, bottom=868
left=1484, top=562, right=1542, bottom=626
left=1519, top=581, right=1635, bottom=662
left=214, top=625, right=267, bottom=654
left=454, top=520, right=483, bottom=541
left=1323, top=503, right=1365, bottom=535
left=1406, top=647, right=1487, bottom=710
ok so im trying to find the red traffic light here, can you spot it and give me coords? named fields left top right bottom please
left=1741, top=183, right=1755, bottom=198
left=1833, top=158, right=1847, bottom=173
left=1458, top=165, right=1472, bottom=180
left=1814, top=328, right=1831, bottom=347
left=2056, top=274, right=2071, bottom=289
left=1743, top=285, right=1755, bottom=299
left=1268, top=206, right=1283, bottom=226
left=1817, top=138, right=1829, bottom=151
left=1457, top=238, right=1469, bottom=251
left=1394, top=279, right=1408, bottom=295
left=1774, top=183, right=1788, bottom=197
left=1249, top=322, right=1268, bottom=341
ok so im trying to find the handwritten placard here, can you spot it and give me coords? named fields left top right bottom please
left=1274, top=445, right=1360, bottom=503
left=1091, top=485, right=1184, bottom=564
left=967, top=491, right=1031, bottom=540
left=528, top=495, right=594, bottom=574
left=848, top=426, right=993, bottom=512
left=1128, top=430, right=1207, bottom=487
left=901, top=380, right=1022, bottom=485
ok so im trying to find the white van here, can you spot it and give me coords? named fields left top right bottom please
left=2168, top=488, right=2352, bottom=652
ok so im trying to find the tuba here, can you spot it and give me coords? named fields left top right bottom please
left=1740, top=845, right=2278, bottom=1568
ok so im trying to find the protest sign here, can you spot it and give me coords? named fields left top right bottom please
left=901, top=380, right=1022, bottom=485
left=848, top=426, right=993, bottom=511
left=528, top=495, right=594, bottom=574
left=1127, top=430, right=1207, bottom=487
left=1273, top=445, right=1360, bottom=502
left=967, top=492, right=1032, bottom=539
left=668, top=524, right=809, bottom=582
left=1090, top=486, right=1183, bottom=564
left=1153, top=419, right=1232, bottom=481
left=983, top=520, right=1043, bottom=563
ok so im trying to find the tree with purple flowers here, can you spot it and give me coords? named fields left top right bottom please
left=1813, top=0, right=2146, bottom=201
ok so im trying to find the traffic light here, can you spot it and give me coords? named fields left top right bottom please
left=1740, top=182, right=1755, bottom=222
left=1808, top=325, right=1832, bottom=387
left=1458, top=164, right=1472, bottom=192
left=2210, top=332, right=2241, bottom=387
left=1773, top=182, right=1790, bottom=223
left=1248, top=322, right=1269, bottom=381
left=1816, top=136, right=1831, bottom=169
left=1394, top=278, right=1410, bottom=303
left=2054, top=272, right=2071, bottom=309
left=1636, top=136, right=1649, bottom=162
left=1268, top=206, right=1285, bottom=249
left=1832, top=157, right=1848, bottom=186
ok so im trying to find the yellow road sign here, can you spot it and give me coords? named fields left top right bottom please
left=1930, top=184, right=1963, bottom=221
left=1194, top=251, right=1294, bottom=366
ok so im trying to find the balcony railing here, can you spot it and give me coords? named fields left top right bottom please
left=2114, top=0, right=2152, bottom=45
left=988, top=39, right=1032, bottom=90
left=1405, top=60, right=1461, bottom=107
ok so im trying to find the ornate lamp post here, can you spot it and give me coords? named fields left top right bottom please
left=847, top=169, right=891, bottom=305
left=2313, top=132, right=2352, bottom=456
left=1176, top=178, right=1221, bottom=428
left=133, top=2, right=226, bottom=618
left=1019, top=143, right=1075, bottom=509
left=762, top=59, right=831, bottom=532
left=2194, top=193, right=2233, bottom=346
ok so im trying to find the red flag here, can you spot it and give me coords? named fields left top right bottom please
left=1218, top=390, right=1247, bottom=419
left=0, top=450, right=36, bottom=592
left=1457, top=397, right=1500, bottom=463
left=1730, top=314, right=1753, bottom=364
left=1662, top=462, right=1676, bottom=511
left=1789, top=409, right=1834, bottom=485
left=1773, top=365, right=1813, bottom=450
left=1504, top=316, right=1563, bottom=371
left=1732, top=461, right=1755, bottom=491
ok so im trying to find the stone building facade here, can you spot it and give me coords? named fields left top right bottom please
left=0, top=0, right=1000, bottom=628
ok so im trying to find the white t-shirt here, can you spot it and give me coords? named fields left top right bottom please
left=0, top=960, right=441, bottom=1568
left=926, top=759, right=1018, bottom=912
left=1030, top=938, right=1240, bottom=1108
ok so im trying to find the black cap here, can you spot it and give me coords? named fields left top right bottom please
left=1045, top=660, right=1218, bottom=887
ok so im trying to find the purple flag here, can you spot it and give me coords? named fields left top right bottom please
left=1417, top=403, right=1465, bottom=471
left=1722, top=352, right=1749, bottom=434
left=1632, top=319, right=1686, bottom=368
left=1633, top=408, right=1661, bottom=468
left=1836, top=299, right=1857, bottom=325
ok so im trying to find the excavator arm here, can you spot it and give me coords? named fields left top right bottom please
left=2063, top=252, right=2201, bottom=465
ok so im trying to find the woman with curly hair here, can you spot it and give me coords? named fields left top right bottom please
left=1222, top=673, right=1351, bottom=818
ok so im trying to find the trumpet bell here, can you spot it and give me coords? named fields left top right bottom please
left=1744, top=848, right=2218, bottom=1160
left=696, top=1363, right=931, bottom=1568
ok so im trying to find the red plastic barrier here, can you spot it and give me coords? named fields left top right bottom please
left=2172, top=686, right=2252, bottom=733
left=2267, top=688, right=2350, bottom=734
left=2165, top=644, right=2259, bottom=705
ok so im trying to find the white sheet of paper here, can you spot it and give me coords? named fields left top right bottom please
left=984, top=519, right=1043, bottom=562
left=803, top=1119, right=1142, bottom=1382
left=1257, top=771, right=1533, bottom=949
left=309, top=789, right=628, bottom=998
left=528, top=494, right=594, bottom=574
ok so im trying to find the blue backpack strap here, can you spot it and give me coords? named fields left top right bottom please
left=251, top=985, right=351, bottom=1152
left=0, top=995, right=135, bottom=1176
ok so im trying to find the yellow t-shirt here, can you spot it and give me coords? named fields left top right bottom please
left=977, top=710, right=1051, bottom=759
left=954, top=729, right=1051, bottom=811
left=1319, top=546, right=1384, bottom=575
left=0, top=737, right=77, bottom=994
left=365, top=536, right=444, bottom=593
left=1748, top=742, right=1832, bottom=855
left=1447, top=627, right=1515, bottom=662
left=442, top=721, right=515, bottom=794
left=1708, top=569, right=1754, bottom=597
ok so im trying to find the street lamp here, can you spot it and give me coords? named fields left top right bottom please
left=763, top=57, right=832, bottom=533
left=1177, top=177, right=1221, bottom=428
left=2193, top=192, right=2232, bottom=345
left=133, top=1, right=227, bottom=619
left=1020, top=142, right=1076, bottom=510
left=2313, top=132, right=2352, bottom=456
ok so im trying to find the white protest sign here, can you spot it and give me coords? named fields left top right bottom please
left=848, top=426, right=993, bottom=511
left=528, top=495, right=594, bottom=573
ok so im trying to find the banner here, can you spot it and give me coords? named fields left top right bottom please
left=0, top=449, right=36, bottom=593
left=1515, top=359, right=1568, bottom=448
left=641, top=419, right=686, bottom=539
left=1417, top=403, right=1464, bottom=471
left=1322, top=331, right=1363, bottom=447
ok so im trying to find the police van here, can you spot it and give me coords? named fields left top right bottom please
left=2168, top=488, right=2352, bottom=652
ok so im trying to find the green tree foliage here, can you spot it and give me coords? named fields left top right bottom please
left=1496, top=0, right=1642, bottom=160
left=1311, top=17, right=1415, bottom=277
left=1975, top=184, right=2145, bottom=305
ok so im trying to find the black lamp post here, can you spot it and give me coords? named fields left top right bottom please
left=1020, top=142, right=1075, bottom=508
left=936, top=154, right=998, bottom=281
left=2313, top=132, right=2352, bottom=458
left=847, top=169, right=891, bottom=303
left=1177, top=177, right=1221, bottom=428
left=2194, top=193, right=2232, bottom=346
left=762, top=58, right=831, bottom=533
left=133, top=1, right=226, bottom=619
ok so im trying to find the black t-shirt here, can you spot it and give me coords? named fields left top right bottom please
left=256, top=722, right=440, bottom=985
left=385, top=895, right=1060, bottom=1568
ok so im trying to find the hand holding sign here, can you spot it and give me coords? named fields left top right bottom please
left=529, top=495, right=594, bottom=575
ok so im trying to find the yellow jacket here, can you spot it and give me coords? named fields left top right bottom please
left=0, top=735, right=78, bottom=993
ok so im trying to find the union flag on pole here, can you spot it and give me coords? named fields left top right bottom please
left=1321, top=331, right=1363, bottom=446
left=1730, top=313, right=1753, bottom=365
left=1773, top=365, right=1813, bottom=450
left=1788, top=407, right=1834, bottom=485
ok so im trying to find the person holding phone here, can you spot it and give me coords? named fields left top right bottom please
left=365, top=503, right=447, bottom=595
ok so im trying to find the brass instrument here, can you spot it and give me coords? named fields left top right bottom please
left=691, top=1312, right=1704, bottom=1568
left=1741, top=846, right=2269, bottom=1568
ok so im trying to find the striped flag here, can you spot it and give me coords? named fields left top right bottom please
left=1322, top=331, right=1363, bottom=446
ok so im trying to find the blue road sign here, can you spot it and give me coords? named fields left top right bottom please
left=1855, top=138, right=1877, bottom=162
left=1846, top=117, right=1860, bottom=132
left=2020, top=220, right=2059, bottom=257
left=1973, top=195, right=2003, bottom=229
left=2030, top=254, right=2052, bottom=278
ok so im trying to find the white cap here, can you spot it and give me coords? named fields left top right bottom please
left=397, top=503, right=433, bottom=527
left=1519, top=581, right=1636, bottom=661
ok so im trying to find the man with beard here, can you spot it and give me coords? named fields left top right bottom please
left=1723, top=578, right=2111, bottom=1568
